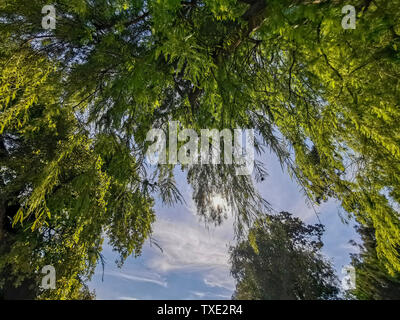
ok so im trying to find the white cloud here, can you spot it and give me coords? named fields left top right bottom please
left=190, top=291, right=231, bottom=299
left=146, top=214, right=235, bottom=292
left=191, top=291, right=206, bottom=298
left=204, top=271, right=235, bottom=291
left=106, top=271, right=168, bottom=288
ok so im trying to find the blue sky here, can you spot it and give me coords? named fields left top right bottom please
left=89, top=151, right=359, bottom=300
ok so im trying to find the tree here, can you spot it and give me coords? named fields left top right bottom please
left=0, top=40, right=154, bottom=299
left=349, top=223, right=400, bottom=300
left=1, top=0, right=400, bottom=298
left=230, top=212, right=339, bottom=300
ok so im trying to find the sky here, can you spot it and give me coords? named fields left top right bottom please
left=89, top=151, right=359, bottom=300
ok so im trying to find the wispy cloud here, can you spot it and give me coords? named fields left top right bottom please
left=190, top=291, right=231, bottom=299
left=204, top=271, right=235, bottom=291
left=146, top=215, right=235, bottom=292
left=106, top=271, right=168, bottom=288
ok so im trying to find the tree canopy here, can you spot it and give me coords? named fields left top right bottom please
left=230, top=212, right=339, bottom=300
left=1, top=0, right=400, bottom=299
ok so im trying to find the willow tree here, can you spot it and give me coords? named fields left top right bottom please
left=0, top=38, right=154, bottom=298
left=1, top=0, right=400, bottom=298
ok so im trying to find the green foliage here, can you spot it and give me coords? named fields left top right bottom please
left=349, top=223, right=400, bottom=300
left=230, top=212, right=339, bottom=300
left=1, top=0, right=400, bottom=298
left=0, top=41, right=154, bottom=299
